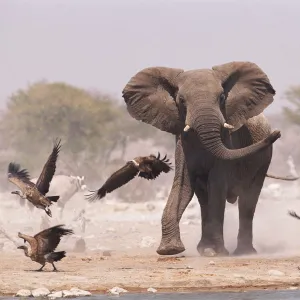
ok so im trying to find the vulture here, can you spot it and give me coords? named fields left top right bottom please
left=8, top=138, right=62, bottom=217
left=86, top=152, right=173, bottom=202
left=17, top=224, right=73, bottom=271
left=288, top=210, right=300, bottom=220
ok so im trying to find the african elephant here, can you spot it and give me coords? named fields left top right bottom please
left=122, top=61, right=282, bottom=257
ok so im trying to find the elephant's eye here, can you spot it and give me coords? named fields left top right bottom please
left=219, top=93, right=226, bottom=107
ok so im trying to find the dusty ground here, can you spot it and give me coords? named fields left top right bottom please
left=2, top=251, right=300, bottom=295
left=1, top=185, right=300, bottom=295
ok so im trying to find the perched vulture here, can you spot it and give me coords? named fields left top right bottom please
left=8, top=138, right=62, bottom=217
left=288, top=210, right=300, bottom=220
left=17, top=224, right=73, bottom=271
left=86, top=152, right=173, bottom=202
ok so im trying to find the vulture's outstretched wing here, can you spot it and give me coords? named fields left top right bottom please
left=288, top=210, right=300, bottom=220
left=36, top=139, right=62, bottom=195
left=8, top=162, right=33, bottom=189
left=34, top=224, right=73, bottom=255
left=86, top=162, right=139, bottom=202
left=18, top=232, right=38, bottom=252
left=139, top=153, right=173, bottom=180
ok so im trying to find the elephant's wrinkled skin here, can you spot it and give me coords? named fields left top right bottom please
left=122, top=61, right=281, bottom=256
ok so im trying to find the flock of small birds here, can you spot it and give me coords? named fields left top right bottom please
left=7, top=138, right=173, bottom=271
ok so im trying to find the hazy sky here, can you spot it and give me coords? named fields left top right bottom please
left=1, top=0, right=300, bottom=114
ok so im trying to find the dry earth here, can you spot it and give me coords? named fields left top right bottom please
left=1, top=184, right=300, bottom=295
left=2, top=251, right=300, bottom=295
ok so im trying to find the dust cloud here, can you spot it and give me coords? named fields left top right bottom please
left=0, top=117, right=299, bottom=258
left=0, top=145, right=299, bottom=259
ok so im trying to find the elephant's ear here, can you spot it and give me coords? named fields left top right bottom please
left=122, top=67, right=184, bottom=135
left=213, top=61, right=275, bottom=131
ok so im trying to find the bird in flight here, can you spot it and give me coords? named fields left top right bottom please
left=8, top=138, right=62, bottom=217
left=86, top=152, right=173, bottom=202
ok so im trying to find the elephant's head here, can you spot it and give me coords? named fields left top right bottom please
left=122, top=62, right=280, bottom=160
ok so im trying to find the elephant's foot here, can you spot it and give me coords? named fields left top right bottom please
left=203, top=248, right=217, bottom=257
left=197, top=241, right=229, bottom=257
left=203, top=247, right=229, bottom=257
left=233, top=244, right=257, bottom=256
left=156, top=238, right=185, bottom=255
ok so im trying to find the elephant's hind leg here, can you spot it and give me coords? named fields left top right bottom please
left=233, top=165, right=269, bottom=256
left=199, top=169, right=229, bottom=257
left=197, top=186, right=237, bottom=256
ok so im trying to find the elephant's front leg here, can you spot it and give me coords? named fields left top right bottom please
left=201, top=169, right=229, bottom=257
left=157, top=142, right=195, bottom=255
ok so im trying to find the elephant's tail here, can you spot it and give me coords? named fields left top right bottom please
left=266, top=173, right=299, bottom=181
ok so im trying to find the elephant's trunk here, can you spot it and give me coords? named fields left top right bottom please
left=186, top=108, right=276, bottom=160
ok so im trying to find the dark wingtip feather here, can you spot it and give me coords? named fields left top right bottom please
left=155, top=153, right=173, bottom=172
left=85, top=188, right=106, bottom=202
left=53, top=224, right=74, bottom=236
left=53, top=138, right=62, bottom=153
left=8, top=162, right=31, bottom=180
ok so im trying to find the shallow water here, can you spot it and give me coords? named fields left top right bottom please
left=3, top=290, right=300, bottom=300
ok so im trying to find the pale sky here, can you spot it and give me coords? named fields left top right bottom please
left=1, top=0, right=300, bottom=114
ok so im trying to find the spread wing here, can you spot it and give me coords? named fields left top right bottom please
left=86, top=161, right=139, bottom=202
left=34, top=224, right=73, bottom=255
left=36, top=138, right=62, bottom=195
left=18, top=232, right=38, bottom=252
left=138, top=153, right=173, bottom=180
left=288, top=210, right=300, bottom=220
left=7, top=162, right=33, bottom=189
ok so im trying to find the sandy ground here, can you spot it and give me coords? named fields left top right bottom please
left=2, top=251, right=300, bottom=295
left=1, top=185, right=300, bottom=295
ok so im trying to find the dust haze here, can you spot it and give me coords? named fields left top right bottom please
left=1, top=0, right=300, bottom=294
left=0, top=118, right=299, bottom=259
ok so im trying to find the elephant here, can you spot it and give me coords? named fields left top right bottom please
left=122, top=61, right=285, bottom=257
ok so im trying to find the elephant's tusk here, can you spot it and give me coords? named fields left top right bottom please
left=224, top=123, right=234, bottom=129
left=183, top=125, right=191, bottom=132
